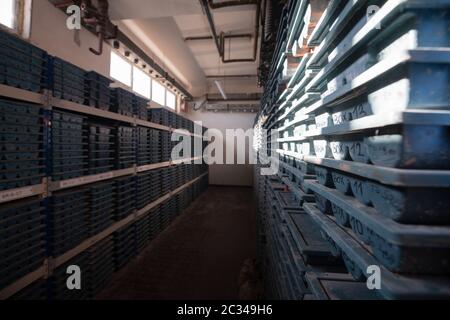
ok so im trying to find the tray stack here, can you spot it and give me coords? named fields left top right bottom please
left=88, top=122, right=115, bottom=175
left=85, top=236, right=115, bottom=297
left=137, top=127, right=151, bottom=165
left=114, top=176, right=136, bottom=221
left=161, top=130, right=172, bottom=162
left=0, top=30, right=47, bottom=93
left=148, top=206, right=162, bottom=240
left=254, top=0, right=450, bottom=300
left=84, top=71, right=112, bottom=111
left=160, top=166, right=173, bottom=196
left=148, top=108, right=171, bottom=127
left=50, top=57, right=86, bottom=104
left=49, top=188, right=89, bottom=256
left=136, top=214, right=151, bottom=252
left=51, top=110, right=88, bottom=181
left=133, top=95, right=149, bottom=120
left=86, top=181, right=115, bottom=236
left=150, top=129, right=162, bottom=164
left=1, top=99, right=45, bottom=190
left=113, top=223, right=137, bottom=271
left=0, top=198, right=46, bottom=290
left=110, top=88, right=133, bottom=117
left=115, top=125, right=136, bottom=169
left=159, top=198, right=172, bottom=231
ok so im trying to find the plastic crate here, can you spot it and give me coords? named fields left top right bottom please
left=110, top=88, right=133, bottom=117
left=114, top=176, right=136, bottom=221
left=0, top=30, right=47, bottom=92
left=133, top=95, right=149, bottom=120
left=50, top=56, right=86, bottom=104
left=84, top=71, right=112, bottom=110
left=0, top=198, right=46, bottom=289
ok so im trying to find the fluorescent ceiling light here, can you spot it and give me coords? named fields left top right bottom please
left=214, top=80, right=227, bottom=100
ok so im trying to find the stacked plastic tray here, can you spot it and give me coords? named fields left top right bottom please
left=149, top=108, right=170, bottom=126
left=0, top=198, right=46, bottom=290
left=85, top=236, right=115, bottom=297
left=115, top=126, right=136, bottom=169
left=148, top=206, right=162, bottom=240
left=150, top=129, right=162, bottom=163
left=136, top=214, right=151, bottom=252
left=0, top=30, right=47, bottom=92
left=137, top=127, right=151, bottom=165
left=113, top=223, right=137, bottom=271
left=88, top=122, right=115, bottom=175
left=114, top=176, right=136, bottom=221
left=159, top=199, right=172, bottom=231
left=133, top=95, right=149, bottom=120
left=87, top=181, right=115, bottom=236
left=49, top=188, right=89, bottom=256
left=255, top=0, right=450, bottom=300
left=136, top=168, right=161, bottom=209
left=160, top=166, right=173, bottom=195
left=0, top=99, right=45, bottom=190
left=149, top=169, right=162, bottom=202
left=160, top=130, right=172, bottom=162
left=51, top=57, right=86, bottom=104
left=136, top=171, right=152, bottom=209
left=110, top=88, right=133, bottom=117
left=137, top=127, right=169, bottom=166
left=51, top=110, right=88, bottom=181
left=84, top=71, right=112, bottom=111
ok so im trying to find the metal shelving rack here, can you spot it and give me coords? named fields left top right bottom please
left=0, top=84, right=204, bottom=204
left=0, top=84, right=208, bottom=299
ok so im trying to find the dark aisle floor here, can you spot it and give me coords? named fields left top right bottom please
left=97, top=186, right=257, bottom=300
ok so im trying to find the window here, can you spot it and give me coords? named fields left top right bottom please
left=152, top=79, right=166, bottom=106
left=166, top=90, right=176, bottom=110
left=0, top=0, right=16, bottom=29
left=110, top=50, right=181, bottom=112
left=110, top=51, right=132, bottom=86
left=132, top=66, right=151, bottom=99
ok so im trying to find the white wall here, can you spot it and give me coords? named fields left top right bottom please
left=186, top=109, right=256, bottom=187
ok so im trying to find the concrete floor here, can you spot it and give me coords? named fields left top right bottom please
left=97, top=186, right=257, bottom=300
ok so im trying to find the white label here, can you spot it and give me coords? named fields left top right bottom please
left=0, top=186, right=37, bottom=203
left=59, top=172, right=114, bottom=188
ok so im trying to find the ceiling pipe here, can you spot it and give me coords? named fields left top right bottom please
left=185, top=33, right=252, bottom=41
left=199, top=0, right=261, bottom=64
left=219, top=0, right=260, bottom=63
left=199, top=0, right=223, bottom=58
left=206, top=74, right=257, bottom=78
left=208, top=0, right=258, bottom=9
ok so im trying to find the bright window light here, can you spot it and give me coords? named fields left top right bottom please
left=133, top=66, right=151, bottom=99
left=166, top=90, right=176, bottom=110
left=152, top=80, right=166, bottom=106
left=110, top=51, right=132, bottom=86
left=0, top=0, right=16, bottom=29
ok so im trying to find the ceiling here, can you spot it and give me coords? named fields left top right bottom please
left=109, top=0, right=261, bottom=98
